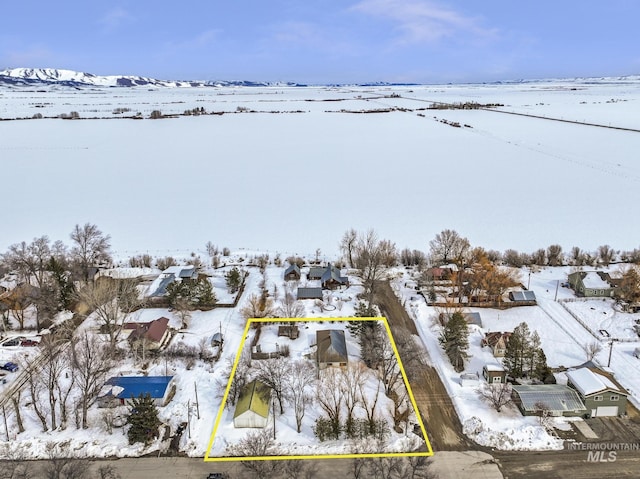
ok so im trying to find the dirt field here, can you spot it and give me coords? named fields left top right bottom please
left=374, top=281, right=471, bottom=451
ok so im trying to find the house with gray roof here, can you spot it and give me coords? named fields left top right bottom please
left=567, top=271, right=616, bottom=298
left=308, top=263, right=349, bottom=289
left=147, top=265, right=199, bottom=298
left=284, top=264, right=301, bottom=281
left=316, top=329, right=348, bottom=370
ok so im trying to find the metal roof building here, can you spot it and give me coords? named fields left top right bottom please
left=512, top=384, right=587, bottom=417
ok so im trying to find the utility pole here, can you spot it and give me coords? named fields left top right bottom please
left=272, top=396, right=276, bottom=440
left=187, top=399, right=191, bottom=438
left=554, top=280, right=560, bottom=301
left=194, top=382, right=200, bottom=419
left=608, top=340, right=614, bottom=367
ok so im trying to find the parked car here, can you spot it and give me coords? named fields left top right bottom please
left=206, top=474, right=229, bottom=479
left=2, top=362, right=18, bottom=372
left=2, top=338, right=20, bottom=347
left=634, top=347, right=640, bottom=359
left=20, top=339, right=39, bottom=347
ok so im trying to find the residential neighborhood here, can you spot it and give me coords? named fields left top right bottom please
left=1, top=225, right=640, bottom=479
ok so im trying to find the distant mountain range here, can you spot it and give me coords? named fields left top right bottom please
left=0, top=68, right=306, bottom=88
left=0, top=67, right=639, bottom=88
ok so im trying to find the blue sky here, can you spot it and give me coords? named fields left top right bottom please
left=1, top=0, right=639, bottom=83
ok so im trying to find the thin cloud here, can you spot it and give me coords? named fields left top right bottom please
left=100, top=7, right=134, bottom=32
left=351, top=0, right=497, bottom=45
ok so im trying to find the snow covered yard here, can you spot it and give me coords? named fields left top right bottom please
left=208, top=318, right=426, bottom=458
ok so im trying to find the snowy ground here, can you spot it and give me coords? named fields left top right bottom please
left=0, top=263, right=425, bottom=460
left=2, top=80, right=640, bottom=259
left=208, top=319, right=424, bottom=458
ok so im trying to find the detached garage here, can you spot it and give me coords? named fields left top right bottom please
left=233, top=380, right=271, bottom=428
left=566, top=368, right=628, bottom=418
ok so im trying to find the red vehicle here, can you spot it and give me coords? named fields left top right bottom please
left=20, top=339, right=39, bottom=347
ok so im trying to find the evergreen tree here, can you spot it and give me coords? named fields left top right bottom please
left=534, top=349, right=553, bottom=383
left=225, top=267, right=242, bottom=293
left=503, top=322, right=529, bottom=378
left=127, top=394, right=161, bottom=445
left=439, top=312, right=469, bottom=372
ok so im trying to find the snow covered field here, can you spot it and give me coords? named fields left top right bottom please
left=2, top=80, right=640, bottom=260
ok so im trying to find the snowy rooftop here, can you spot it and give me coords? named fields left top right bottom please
left=582, top=272, right=611, bottom=289
left=566, top=368, right=624, bottom=396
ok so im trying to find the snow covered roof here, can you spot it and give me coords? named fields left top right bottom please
left=512, top=385, right=587, bottom=413
left=510, top=290, right=536, bottom=301
left=566, top=368, right=625, bottom=396
left=163, top=265, right=197, bottom=279
left=484, top=363, right=505, bottom=372
left=582, top=272, right=611, bottom=289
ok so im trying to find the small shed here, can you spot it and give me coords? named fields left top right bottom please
left=233, top=380, right=271, bottom=428
left=297, top=287, right=323, bottom=300
left=284, top=264, right=301, bottom=281
left=509, top=290, right=537, bottom=302
left=483, top=363, right=507, bottom=384
left=211, top=332, right=223, bottom=347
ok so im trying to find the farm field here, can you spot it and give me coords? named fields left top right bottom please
left=2, top=80, right=640, bottom=260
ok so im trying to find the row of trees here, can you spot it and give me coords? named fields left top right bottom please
left=1, top=223, right=112, bottom=330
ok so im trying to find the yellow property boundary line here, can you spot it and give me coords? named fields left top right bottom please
left=204, top=316, right=433, bottom=461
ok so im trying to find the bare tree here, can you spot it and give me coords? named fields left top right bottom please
left=254, top=357, right=289, bottom=414
left=316, top=368, right=344, bottom=440
left=71, top=332, right=113, bottom=428
left=359, top=377, right=382, bottom=436
left=282, top=460, right=318, bottom=479
left=340, top=228, right=358, bottom=268
left=352, top=229, right=397, bottom=305
left=341, top=363, right=367, bottom=436
left=478, top=382, right=513, bottom=412
left=42, top=442, right=90, bottom=479
left=241, top=293, right=275, bottom=320
left=396, top=456, right=431, bottom=479
left=0, top=445, right=31, bottom=479
left=69, top=223, right=112, bottom=282
left=429, top=229, right=470, bottom=265
left=534, top=401, right=553, bottom=429
left=225, top=429, right=282, bottom=479
left=598, top=244, right=616, bottom=266
left=217, top=351, right=250, bottom=408
left=277, top=290, right=306, bottom=318
left=96, top=466, right=121, bottom=479
left=583, top=341, right=603, bottom=361
left=546, top=244, right=564, bottom=266
left=75, top=279, right=143, bottom=353
left=284, top=360, right=316, bottom=433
